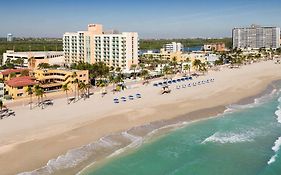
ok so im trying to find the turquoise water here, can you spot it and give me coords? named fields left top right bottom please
left=82, top=86, right=281, bottom=175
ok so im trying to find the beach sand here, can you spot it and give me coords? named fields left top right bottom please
left=0, top=60, right=281, bottom=175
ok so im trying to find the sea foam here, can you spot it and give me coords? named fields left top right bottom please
left=225, top=89, right=278, bottom=113
left=267, top=137, right=281, bottom=165
left=202, top=131, right=256, bottom=144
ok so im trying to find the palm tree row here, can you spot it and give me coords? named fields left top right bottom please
left=26, top=84, right=45, bottom=109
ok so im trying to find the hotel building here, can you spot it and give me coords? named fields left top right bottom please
left=63, top=24, right=139, bottom=72
left=232, top=25, right=280, bottom=49
left=2, top=68, right=88, bottom=99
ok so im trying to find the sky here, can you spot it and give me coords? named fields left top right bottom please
left=1, top=0, right=281, bottom=39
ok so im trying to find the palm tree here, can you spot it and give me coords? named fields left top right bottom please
left=170, top=57, right=178, bottom=74
left=140, top=69, right=149, bottom=80
left=62, top=84, right=69, bottom=104
left=199, top=62, right=208, bottom=75
left=193, top=59, right=202, bottom=72
left=130, top=64, right=137, bottom=79
left=26, top=86, right=33, bottom=110
left=72, top=72, right=78, bottom=100
left=85, top=83, right=91, bottom=98
left=34, top=86, right=44, bottom=107
left=28, top=57, right=36, bottom=69
left=0, top=100, right=3, bottom=111
left=183, top=64, right=191, bottom=75
left=163, top=65, right=172, bottom=79
left=78, top=81, right=86, bottom=99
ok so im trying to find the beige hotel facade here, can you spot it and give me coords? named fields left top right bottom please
left=63, top=24, right=139, bottom=72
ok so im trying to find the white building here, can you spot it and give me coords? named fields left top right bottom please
left=63, top=24, right=139, bottom=72
left=2, top=50, right=64, bottom=67
left=205, top=53, right=220, bottom=65
left=7, top=33, right=13, bottom=42
left=164, top=42, right=183, bottom=53
left=232, top=25, right=280, bottom=49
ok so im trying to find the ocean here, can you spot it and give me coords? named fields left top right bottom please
left=80, top=81, right=281, bottom=175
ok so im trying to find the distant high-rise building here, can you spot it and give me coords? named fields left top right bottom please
left=7, top=33, right=13, bottom=42
left=232, top=25, right=280, bottom=49
left=63, top=24, right=139, bottom=71
left=164, top=42, right=183, bottom=53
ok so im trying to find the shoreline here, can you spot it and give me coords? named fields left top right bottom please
left=77, top=79, right=281, bottom=175
left=0, top=61, right=280, bottom=175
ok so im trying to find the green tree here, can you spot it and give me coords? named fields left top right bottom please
left=183, top=64, right=191, bottom=75
left=62, top=84, right=69, bottom=104
left=72, top=72, right=78, bottom=100
left=20, top=69, right=29, bottom=77
left=193, top=59, right=202, bottom=72
left=38, top=63, right=51, bottom=69
left=26, top=86, right=33, bottom=110
left=34, top=86, right=44, bottom=106
left=130, top=64, right=137, bottom=79
left=9, top=72, right=17, bottom=79
left=0, top=100, right=3, bottom=111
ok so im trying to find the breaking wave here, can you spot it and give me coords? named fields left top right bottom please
left=202, top=130, right=257, bottom=144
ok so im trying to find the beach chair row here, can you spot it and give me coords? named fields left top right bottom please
left=176, top=78, right=215, bottom=89
left=153, top=77, right=193, bottom=87
left=0, top=109, right=15, bottom=120
left=113, top=93, right=142, bottom=103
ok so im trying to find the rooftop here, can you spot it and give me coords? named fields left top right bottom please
left=0, top=69, right=29, bottom=76
left=4, top=50, right=63, bottom=57
left=6, top=76, right=37, bottom=88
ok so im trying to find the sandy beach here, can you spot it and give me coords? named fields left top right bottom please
left=0, top=60, right=281, bottom=175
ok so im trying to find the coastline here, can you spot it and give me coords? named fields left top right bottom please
left=77, top=78, right=281, bottom=175
left=0, top=61, right=281, bottom=175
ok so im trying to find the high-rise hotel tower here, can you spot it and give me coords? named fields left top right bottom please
left=232, top=25, right=280, bottom=49
left=63, top=24, right=139, bottom=71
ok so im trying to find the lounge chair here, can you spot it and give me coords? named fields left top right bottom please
left=113, top=98, right=119, bottom=103
left=128, top=95, right=134, bottom=100
left=182, top=84, right=187, bottom=88
left=176, top=86, right=181, bottom=89
left=121, top=97, right=127, bottom=102
left=136, top=93, right=142, bottom=98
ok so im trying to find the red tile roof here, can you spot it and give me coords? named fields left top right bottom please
left=6, top=76, right=37, bottom=88
left=0, top=69, right=29, bottom=76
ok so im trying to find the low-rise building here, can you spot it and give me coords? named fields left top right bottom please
left=32, top=69, right=89, bottom=92
left=203, top=43, right=226, bottom=52
left=0, top=68, right=30, bottom=81
left=2, top=50, right=64, bottom=69
left=5, top=76, right=37, bottom=99
left=142, top=49, right=183, bottom=62
left=3, top=68, right=89, bottom=99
